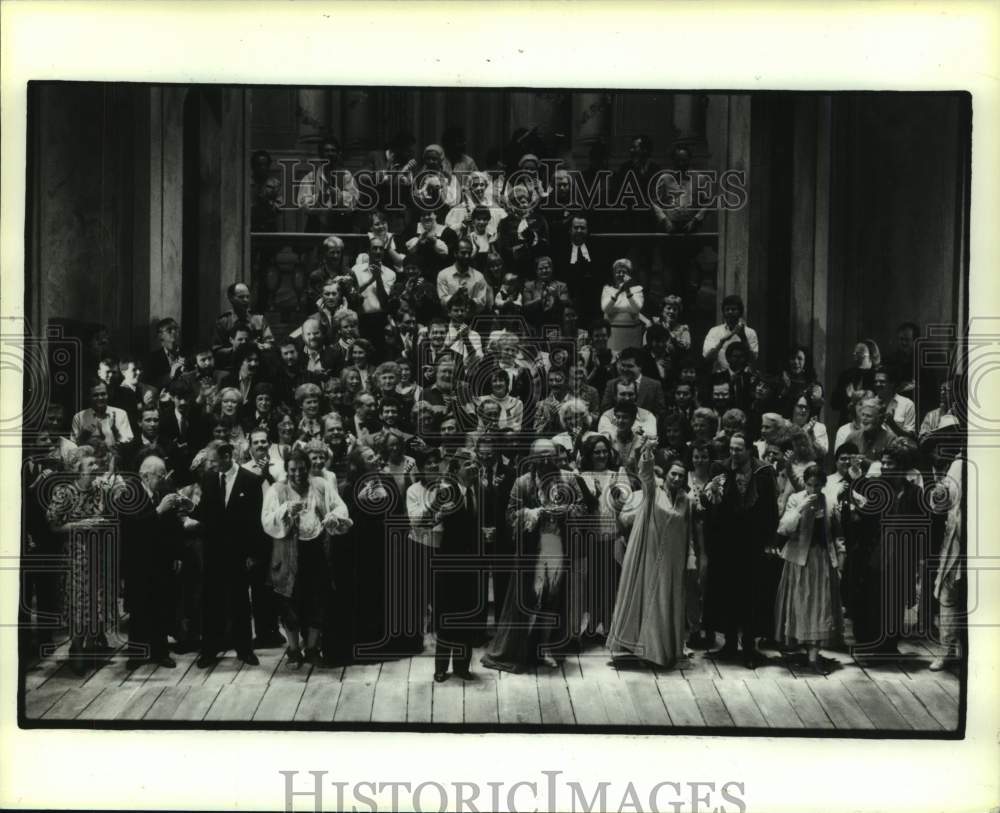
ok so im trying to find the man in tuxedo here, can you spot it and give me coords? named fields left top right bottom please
left=430, top=447, right=487, bottom=681
left=191, top=442, right=264, bottom=667
left=240, top=429, right=285, bottom=649
left=600, top=347, right=666, bottom=414
left=555, top=215, right=604, bottom=321
left=475, top=434, right=517, bottom=635
left=159, top=378, right=201, bottom=479
left=122, top=455, right=184, bottom=670
left=145, top=318, right=186, bottom=390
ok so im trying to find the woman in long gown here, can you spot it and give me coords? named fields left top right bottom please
left=573, top=434, right=631, bottom=639
left=607, top=448, right=694, bottom=669
left=774, top=463, right=843, bottom=674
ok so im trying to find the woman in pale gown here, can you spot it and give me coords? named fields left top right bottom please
left=607, top=448, right=694, bottom=668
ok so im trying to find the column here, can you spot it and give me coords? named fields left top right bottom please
left=717, top=95, right=751, bottom=317
left=343, top=88, right=375, bottom=151
left=296, top=88, right=330, bottom=144
left=672, top=93, right=708, bottom=153
left=571, top=92, right=613, bottom=166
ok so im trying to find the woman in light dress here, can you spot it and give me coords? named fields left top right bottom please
left=607, top=446, right=695, bottom=669
left=601, top=258, right=645, bottom=353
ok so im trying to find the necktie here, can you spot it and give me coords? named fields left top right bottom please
left=219, top=471, right=227, bottom=505
left=372, top=264, right=390, bottom=311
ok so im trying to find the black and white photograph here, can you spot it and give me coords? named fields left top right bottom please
left=15, top=82, right=970, bottom=733
left=1, top=3, right=998, bottom=813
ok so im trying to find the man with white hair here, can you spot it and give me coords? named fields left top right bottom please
left=482, top=438, right=585, bottom=673
left=123, top=455, right=185, bottom=670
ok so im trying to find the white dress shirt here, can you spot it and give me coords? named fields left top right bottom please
left=352, top=262, right=396, bottom=315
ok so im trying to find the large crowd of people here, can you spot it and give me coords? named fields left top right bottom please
left=21, top=128, right=966, bottom=691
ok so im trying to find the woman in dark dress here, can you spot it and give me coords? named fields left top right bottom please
left=340, top=445, right=417, bottom=662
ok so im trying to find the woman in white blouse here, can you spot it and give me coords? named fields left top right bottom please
left=791, top=391, right=830, bottom=459
left=475, top=369, right=524, bottom=432
left=601, top=258, right=645, bottom=353
left=262, top=449, right=352, bottom=668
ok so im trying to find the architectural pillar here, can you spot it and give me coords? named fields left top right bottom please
left=571, top=92, right=613, bottom=167
left=343, top=88, right=375, bottom=151
left=671, top=93, right=708, bottom=153
left=717, top=95, right=751, bottom=318
left=296, top=88, right=330, bottom=145
left=142, top=86, right=186, bottom=337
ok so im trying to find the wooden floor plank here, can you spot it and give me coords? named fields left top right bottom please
left=294, top=683, right=342, bottom=722
left=254, top=684, right=306, bottom=722
left=715, top=679, right=767, bottom=728
left=624, top=680, right=672, bottom=727
left=142, top=653, right=198, bottom=687
left=876, top=679, right=943, bottom=731
left=906, top=679, right=959, bottom=730
left=334, top=682, right=377, bottom=723
left=42, top=686, right=103, bottom=719
left=24, top=643, right=72, bottom=691
left=116, top=686, right=164, bottom=720
left=842, top=680, right=911, bottom=730
left=934, top=672, right=961, bottom=700
left=406, top=682, right=432, bottom=723
left=378, top=657, right=412, bottom=682
left=497, top=676, right=541, bottom=725
left=656, top=679, right=704, bottom=726
left=774, top=681, right=833, bottom=729
left=204, top=685, right=266, bottom=722
left=809, top=680, right=875, bottom=730
left=687, top=678, right=735, bottom=727
left=232, top=648, right=284, bottom=687
left=566, top=679, right=608, bottom=726
left=463, top=679, right=499, bottom=725
left=745, top=679, right=804, bottom=729
left=432, top=681, right=464, bottom=724
left=81, top=659, right=128, bottom=690
left=83, top=685, right=148, bottom=720
left=169, top=686, right=222, bottom=721
left=120, top=660, right=159, bottom=687
left=342, top=661, right=382, bottom=683
left=202, top=654, right=245, bottom=688
left=371, top=680, right=408, bottom=723
left=598, top=679, right=640, bottom=725
left=144, top=686, right=190, bottom=720
left=23, top=686, right=70, bottom=720
left=537, top=674, right=575, bottom=725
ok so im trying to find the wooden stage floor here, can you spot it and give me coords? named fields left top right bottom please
left=22, top=633, right=960, bottom=732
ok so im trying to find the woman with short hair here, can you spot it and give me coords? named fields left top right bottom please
left=601, top=258, right=645, bottom=353
left=46, top=446, right=113, bottom=673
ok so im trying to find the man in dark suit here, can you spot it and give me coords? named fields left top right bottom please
left=122, top=455, right=185, bottom=670
left=474, top=434, right=517, bottom=636
left=145, top=318, right=187, bottom=391
left=600, top=346, right=666, bottom=414
left=430, top=447, right=487, bottom=681
left=191, top=442, right=264, bottom=667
